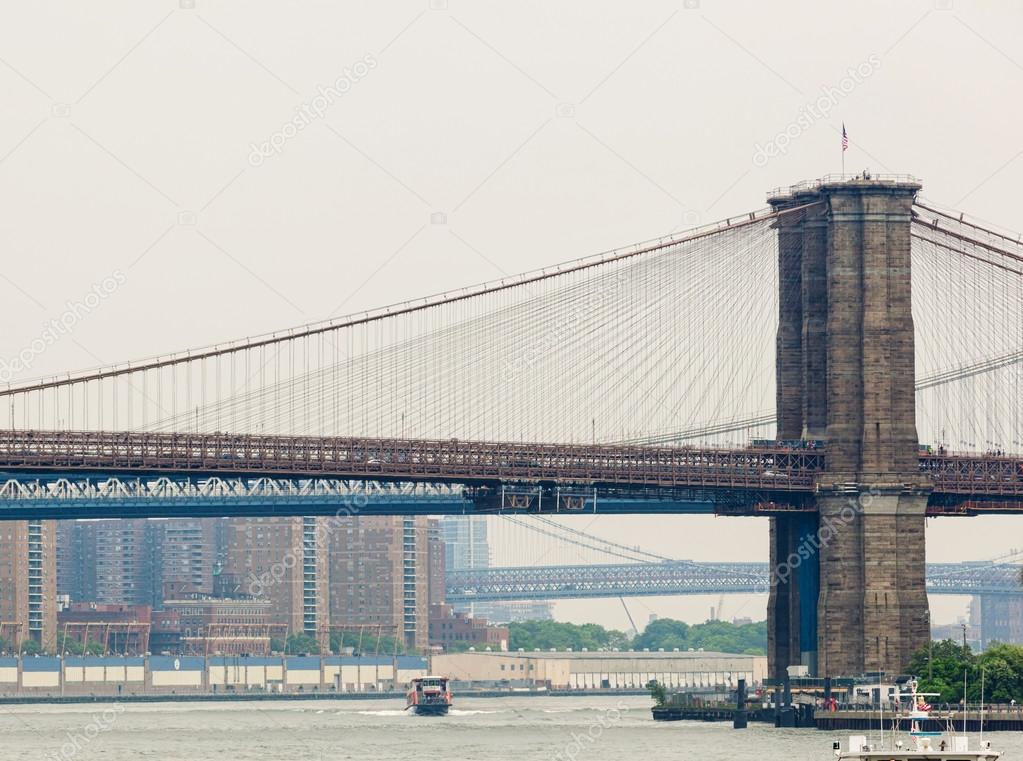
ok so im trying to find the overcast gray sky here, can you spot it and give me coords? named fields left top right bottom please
left=1, top=0, right=1020, bottom=629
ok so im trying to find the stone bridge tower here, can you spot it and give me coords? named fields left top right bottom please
left=767, top=177, right=931, bottom=679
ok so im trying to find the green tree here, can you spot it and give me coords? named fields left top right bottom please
left=20, top=639, right=42, bottom=656
left=438, top=640, right=474, bottom=654
left=284, top=633, right=320, bottom=655
left=58, top=634, right=83, bottom=655
left=508, top=618, right=767, bottom=655
left=57, top=635, right=104, bottom=655
left=632, top=618, right=767, bottom=655
left=973, top=644, right=1023, bottom=703
left=508, top=620, right=629, bottom=652
left=648, top=679, right=668, bottom=707
left=973, top=654, right=1016, bottom=704
left=326, top=631, right=412, bottom=655
left=908, top=639, right=975, bottom=703
left=633, top=619, right=689, bottom=651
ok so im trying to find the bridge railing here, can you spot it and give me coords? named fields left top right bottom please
left=921, top=454, right=1023, bottom=495
left=0, top=430, right=823, bottom=491
left=768, top=174, right=921, bottom=198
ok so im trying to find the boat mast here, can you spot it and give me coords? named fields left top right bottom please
left=963, top=669, right=968, bottom=735
left=980, top=666, right=985, bottom=746
left=879, top=678, right=884, bottom=751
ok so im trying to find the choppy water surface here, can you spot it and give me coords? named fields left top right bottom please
left=6, top=695, right=1023, bottom=761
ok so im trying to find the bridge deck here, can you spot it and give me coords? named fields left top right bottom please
left=0, top=430, right=822, bottom=490
left=0, top=433, right=1020, bottom=502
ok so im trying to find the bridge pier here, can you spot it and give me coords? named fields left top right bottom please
left=767, top=512, right=819, bottom=680
left=769, top=176, right=930, bottom=678
left=816, top=491, right=929, bottom=677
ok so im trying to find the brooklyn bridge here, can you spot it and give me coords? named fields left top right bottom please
left=2, top=175, right=1022, bottom=680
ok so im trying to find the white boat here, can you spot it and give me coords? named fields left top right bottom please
left=834, top=679, right=999, bottom=761
left=835, top=735, right=998, bottom=761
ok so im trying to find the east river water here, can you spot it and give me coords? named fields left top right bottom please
left=7, top=695, right=1023, bottom=761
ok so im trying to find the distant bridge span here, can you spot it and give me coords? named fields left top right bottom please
left=444, top=561, right=1023, bottom=603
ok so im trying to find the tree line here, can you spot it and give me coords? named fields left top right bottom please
left=910, top=639, right=1023, bottom=703
left=508, top=618, right=767, bottom=655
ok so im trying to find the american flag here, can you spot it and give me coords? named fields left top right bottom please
left=918, top=700, right=932, bottom=712
left=842, top=124, right=848, bottom=152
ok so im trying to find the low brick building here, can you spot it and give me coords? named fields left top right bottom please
left=160, top=598, right=279, bottom=655
left=428, top=603, right=508, bottom=652
left=57, top=602, right=151, bottom=654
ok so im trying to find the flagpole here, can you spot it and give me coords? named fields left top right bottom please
left=842, top=123, right=847, bottom=175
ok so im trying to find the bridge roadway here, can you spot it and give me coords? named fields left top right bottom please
left=0, top=431, right=1021, bottom=519
left=443, top=561, right=1023, bottom=603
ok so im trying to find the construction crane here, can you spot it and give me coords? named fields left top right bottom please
left=619, top=597, right=638, bottom=636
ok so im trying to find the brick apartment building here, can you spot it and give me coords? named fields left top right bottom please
left=0, top=520, right=57, bottom=651
left=328, top=516, right=430, bottom=651
left=427, top=518, right=445, bottom=607
left=221, top=517, right=328, bottom=636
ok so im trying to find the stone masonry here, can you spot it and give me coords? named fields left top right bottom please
left=767, top=177, right=931, bottom=679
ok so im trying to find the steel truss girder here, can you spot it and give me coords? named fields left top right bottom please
left=444, top=561, right=1023, bottom=602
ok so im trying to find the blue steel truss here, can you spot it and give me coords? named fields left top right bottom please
left=444, top=561, right=1023, bottom=602
left=0, top=475, right=733, bottom=519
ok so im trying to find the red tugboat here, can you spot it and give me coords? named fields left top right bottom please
left=406, top=676, right=452, bottom=716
